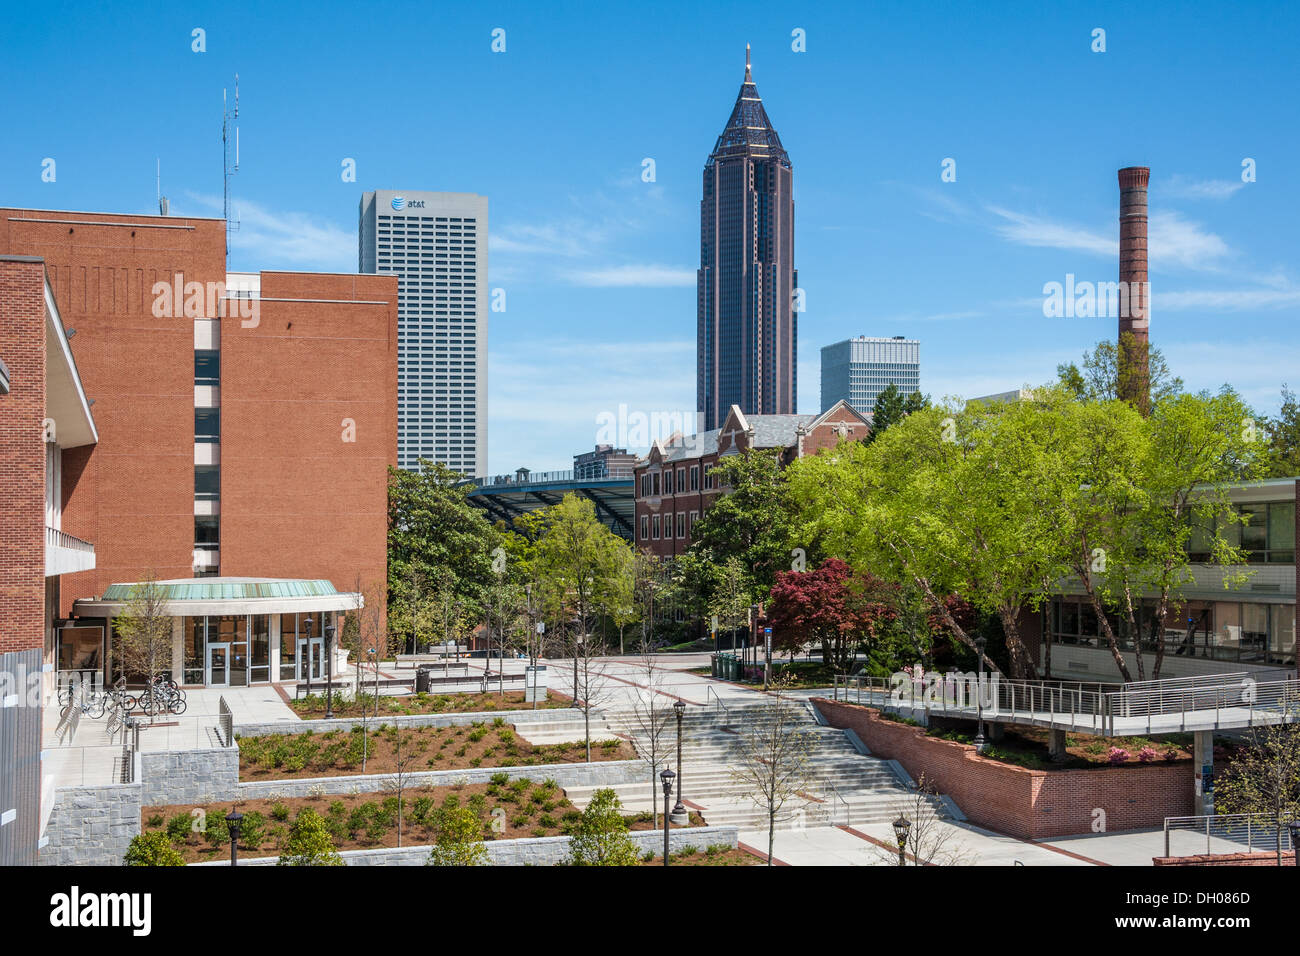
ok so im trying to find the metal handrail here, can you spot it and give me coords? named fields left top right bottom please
left=1164, top=812, right=1296, bottom=858
left=706, top=685, right=731, bottom=725
left=218, top=695, right=234, bottom=747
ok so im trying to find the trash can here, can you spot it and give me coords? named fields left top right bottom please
left=416, top=666, right=432, bottom=693
left=710, top=654, right=718, bottom=679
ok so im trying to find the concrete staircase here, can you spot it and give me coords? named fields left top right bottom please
left=563, top=699, right=952, bottom=831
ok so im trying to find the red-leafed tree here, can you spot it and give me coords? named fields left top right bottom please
left=767, top=559, right=895, bottom=672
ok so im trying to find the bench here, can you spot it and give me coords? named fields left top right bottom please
left=294, top=677, right=414, bottom=699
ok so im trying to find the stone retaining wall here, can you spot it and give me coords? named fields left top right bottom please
left=39, top=784, right=142, bottom=867
left=140, top=748, right=240, bottom=806
left=190, top=825, right=741, bottom=866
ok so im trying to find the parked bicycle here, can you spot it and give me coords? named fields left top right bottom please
left=136, top=673, right=186, bottom=716
left=58, top=678, right=107, bottom=719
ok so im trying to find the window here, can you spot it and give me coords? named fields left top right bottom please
left=689, top=510, right=698, bottom=537
left=195, top=350, right=219, bottom=386
left=704, top=466, right=714, bottom=490
left=195, top=407, right=220, bottom=443
left=195, top=516, right=219, bottom=550
left=652, top=515, right=660, bottom=539
left=677, top=469, right=686, bottom=493
left=665, top=470, right=674, bottom=495
left=640, top=515, right=649, bottom=541
left=652, top=473, right=660, bottom=496
left=195, top=465, right=219, bottom=500
left=641, top=474, right=652, bottom=497
left=250, top=616, right=270, bottom=683
left=279, top=614, right=298, bottom=681
left=677, top=512, right=685, bottom=538
left=690, top=466, right=699, bottom=491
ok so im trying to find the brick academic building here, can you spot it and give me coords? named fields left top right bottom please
left=633, top=400, right=868, bottom=558
left=0, top=208, right=397, bottom=862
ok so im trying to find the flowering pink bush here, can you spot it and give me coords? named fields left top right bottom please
left=1107, top=746, right=1131, bottom=765
left=1137, top=747, right=1158, bottom=763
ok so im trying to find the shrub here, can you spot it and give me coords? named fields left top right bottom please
left=489, top=772, right=510, bottom=786
left=145, top=813, right=164, bottom=828
left=124, top=831, right=185, bottom=866
left=497, top=729, right=515, bottom=745
left=566, top=789, right=638, bottom=866
left=427, top=806, right=489, bottom=866
left=278, top=808, right=344, bottom=866
left=538, top=814, right=557, bottom=828
left=239, top=810, right=268, bottom=850
left=1137, top=747, right=1158, bottom=763
left=204, top=812, right=230, bottom=849
left=1163, top=748, right=1180, bottom=762
left=411, top=796, right=434, bottom=825
left=492, top=717, right=506, bottom=727
left=270, top=802, right=291, bottom=822
left=165, top=813, right=193, bottom=843
left=1107, top=747, right=1131, bottom=765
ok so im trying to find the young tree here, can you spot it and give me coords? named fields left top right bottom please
left=767, top=558, right=894, bottom=673
left=278, top=808, right=344, bottom=866
left=565, top=628, right=614, bottom=762
left=1262, top=385, right=1300, bottom=479
left=729, top=676, right=814, bottom=865
left=123, top=830, right=185, bottom=866
left=566, top=788, right=639, bottom=866
left=112, top=575, right=173, bottom=687
left=707, top=554, right=756, bottom=654
left=1215, top=723, right=1300, bottom=865
left=426, top=806, right=490, bottom=866
left=623, top=653, right=675, bottom=827
left=879, top=773, right=971, bottom=866
left=382, top=728, right=421, bottom=846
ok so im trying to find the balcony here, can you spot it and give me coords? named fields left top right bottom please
left=46, top=526, right=95, bottom=576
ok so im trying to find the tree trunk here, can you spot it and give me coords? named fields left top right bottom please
left=998, top=609, right=1039, bottom=681
left=767, top=810, right=775, bottom=866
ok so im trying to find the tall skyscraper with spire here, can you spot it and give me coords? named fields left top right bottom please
left=697, top=45, right=796, bottom=431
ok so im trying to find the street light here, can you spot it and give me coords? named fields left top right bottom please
left=892, top=815, right=911, bottom=867
left=660, top=768, right=676, bottom=865
left=323, top=622, right=336, bottom=719
left=226, top=809, right=244, bottom=866
left=973, top=635, right=988, bottom=754
left=671, top=699, right=687, bottom=823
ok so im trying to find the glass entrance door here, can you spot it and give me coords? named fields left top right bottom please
left=206, top=643, right=230, bottom=687
left=297, top=638, right=324, bottom=681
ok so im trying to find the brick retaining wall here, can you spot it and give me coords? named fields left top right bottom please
left=813, top=698, right=1192, bottom=839
left=1154, top=850, right=1295, bottom=866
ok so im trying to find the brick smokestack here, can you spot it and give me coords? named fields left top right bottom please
left=1118, top=166, right=1151, bottom=415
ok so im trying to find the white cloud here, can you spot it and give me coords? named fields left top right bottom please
left=182, top=192, right=354, bottom=271
left=562, top=264, right=696, bottom=287
left=1163, top=175, right=1245, bottom=201
left=985, top=205, right=1231, bottom=272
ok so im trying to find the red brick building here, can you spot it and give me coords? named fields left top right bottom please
left=633, top=400, right=868, bottom=557
left=0, top=209, right=397, bottom=691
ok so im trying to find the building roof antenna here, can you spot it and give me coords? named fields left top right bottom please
left=157, top=158, right=169, bottom=216
left=222, top=74, right=241, bottom=266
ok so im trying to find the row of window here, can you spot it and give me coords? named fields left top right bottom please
left=1189, top=501, right=1296, bottom=564
left=639, top=510, right=699, bottom=542
left=639, top=464, right=714, bottom=498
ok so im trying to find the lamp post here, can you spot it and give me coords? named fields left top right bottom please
left=973, top=635, right=988, bottom=754
left=226, top=809, right=243, bottom=866
left=892, top=815, right=910, bottom=867
left=303, top=615, right=314, bottom=696
left=323, top=622, right=336, bottom=719
left=660, top=768, right=676, bottom=865
left=670, top=699, right=687, bottom=824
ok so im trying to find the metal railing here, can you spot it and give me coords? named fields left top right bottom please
left=706, top=685, right=731, bottom=726
left=469, top=468, right=635, bottom=488
left=1164, top=813, right=1296, bottom=859
left=119, top=717, right=139, bottom=783
left=831, top=671, right=1300, bottom=735
left=218, top=695, right=234, bottom=747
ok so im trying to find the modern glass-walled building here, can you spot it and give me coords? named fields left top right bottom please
left=70, top=577, right=360, bottom=688
left=820, top=336, right=920, bottom=415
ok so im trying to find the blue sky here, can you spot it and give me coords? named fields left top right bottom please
left=4, top=0, right=1298, bottom=473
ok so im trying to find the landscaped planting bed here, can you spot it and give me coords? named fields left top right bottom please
left=290, top=690, right=572, bottom=718
left=638, top=845, right=763, bottom=866
left=916, top=717, right=1203, bottom=770
left=142, top=776, right=704, bottom=864
left=237, top=718, right=636, bottom=779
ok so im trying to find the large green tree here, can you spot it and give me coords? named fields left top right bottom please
left=1056, top=335, right=1184, bottom=409
left=867, top=383, right=928, bottom=441
left=387, top=459, right=502, bottom=628
left=1261, top=385, right=1300, bottom=479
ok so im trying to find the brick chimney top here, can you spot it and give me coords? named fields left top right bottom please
left=1118, top=166, right=1150, bottom=189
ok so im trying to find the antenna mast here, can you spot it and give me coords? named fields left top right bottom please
left=157, top=158, right=169, bottom=216
left=222, top=74, right=240, bottom=266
